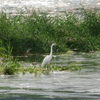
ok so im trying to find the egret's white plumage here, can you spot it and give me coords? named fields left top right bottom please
left=42, top=44, right=56, bottom=67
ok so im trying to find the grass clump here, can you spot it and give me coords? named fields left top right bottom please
left=0, top=40, right=20, bottom=75
left=17, top=63, right=81, bottom=76
left=3, top=60, right=20, bottom=75
left=65, top=9, right=100, bottom=52
left=52, top=64, right=81, bottom=71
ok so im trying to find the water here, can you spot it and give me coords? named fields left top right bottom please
left=0, top=0, right=100, bottom=14
left=0, top=0, right=100, bottom=99
left=0, top=52, right=100, bottom=100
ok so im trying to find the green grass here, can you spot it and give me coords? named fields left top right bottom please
left=0, top=40, right=81, bottom=75
left=0, top=63, right=81, bottom=75
left=0, top=8, right=100, bottom=56
left=0, top=8, right=100, bottom=75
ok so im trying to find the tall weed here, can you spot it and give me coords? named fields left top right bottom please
left=0, top=9, right=100, bottom=55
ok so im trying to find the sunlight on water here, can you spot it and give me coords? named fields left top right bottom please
left=0, top=0, right=99, bottom=14
left=0, top=0, right=100, bottom=99
left=0, top=52, right=100, bottom=100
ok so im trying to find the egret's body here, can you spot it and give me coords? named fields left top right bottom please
left=42, top=44, right=56, bottom=67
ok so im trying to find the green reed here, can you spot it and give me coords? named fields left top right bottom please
left=0, top=8, right=100, bottom=56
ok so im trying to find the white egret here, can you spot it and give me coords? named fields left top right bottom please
left=42, top=44, right=57, bottom=67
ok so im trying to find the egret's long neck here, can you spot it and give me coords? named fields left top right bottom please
left=50, top=45, right=53, bottom=56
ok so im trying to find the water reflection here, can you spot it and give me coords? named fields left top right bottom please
left=0, top=52, right=100, bottom=100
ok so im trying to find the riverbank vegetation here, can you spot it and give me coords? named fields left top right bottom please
left=0, top=39, right=80, bottom=75
left=0, top=8, right=100, bottom=75
left=0, top=8, right=100, bottom=55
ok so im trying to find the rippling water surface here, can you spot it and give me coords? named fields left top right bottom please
left=0, top=0, right=100, bottom=14
left=0, top=0, right=100, bottom=100
left=0, top=52, right=100, bottom=100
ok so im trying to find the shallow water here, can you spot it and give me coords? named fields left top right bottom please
left=0, top=52, right=100, bottom=100
left=0, top=0, right=100, bottom=14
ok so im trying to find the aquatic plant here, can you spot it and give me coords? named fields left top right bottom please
left=3, top=60, right=20, bottom=75
left=0, top=8, right=99, bottom=55
left=16, top=63, right=81, bottom=76
left=0, top=9, right=100, bottom=55
left=64, top=9, right=100, bottom=52
left=0, top=7, right=99, bottom=75
left=0, top=40, right=80, bottom=75
left=0, top=41, right=20, bottom=75
left=83, top=9, right=100, bottom=36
